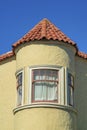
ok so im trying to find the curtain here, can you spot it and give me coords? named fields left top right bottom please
left=33, top=69, right=58, bottom=101
left=47, top=82, right=57, bottom=100
left=34, top=82, right=57, bottom=101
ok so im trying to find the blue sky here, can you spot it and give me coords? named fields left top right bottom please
left=0, top=0, right=87, bottom=55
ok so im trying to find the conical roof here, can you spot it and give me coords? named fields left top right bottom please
left=0, top=18, right=87, bottom=61
left=12, top=18, right=76, bottom=49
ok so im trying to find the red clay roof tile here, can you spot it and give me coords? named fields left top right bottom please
left=12, top=18, right=76, bottom=49
left=0, top=18, right=87, bottom=61
left=77, top=51, right=87, bottom=59
left=0, top=51, right=14, bottom=61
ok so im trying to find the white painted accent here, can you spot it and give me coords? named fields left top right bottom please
left=28, top=68, right=32, bottom=104
left=13, top=103, right=77, bottom=115
left=26, top=67, right=29, bottom=104
left=65, top=67, right=69, bottom=105
left=59, top=67, right=65, bottom=105
left=22, top=70, right=24, bottom=106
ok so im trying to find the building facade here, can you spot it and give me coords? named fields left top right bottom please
left=0, top=19, right=87, bottom=130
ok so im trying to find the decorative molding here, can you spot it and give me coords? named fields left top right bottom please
left=13, top=103, right=77, bottom=115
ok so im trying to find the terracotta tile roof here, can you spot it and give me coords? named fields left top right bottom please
left=12, top=18, right=76, bottom=49
left=77, top=51, right=87, bottom=59
left=0, top=51, right=14, bottom=61
left=0, top=18, right=87, bottom=61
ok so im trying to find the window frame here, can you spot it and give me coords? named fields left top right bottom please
left=68, top=73, right=74, bottom=106
left=32, top=69, right=59, bottom=103
left=28, top=66, right=74, bottom=107
left=15, top=66, right=74, bottom=108
left=29, top=66, right=61, bottom=104
left=16, top=70, right=24, bottom=106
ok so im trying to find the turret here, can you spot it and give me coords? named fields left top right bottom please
left=13, top=19, right=77, bottom=130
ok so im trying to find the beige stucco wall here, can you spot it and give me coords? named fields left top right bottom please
left=15, top=41, right=76, bottom=105
left=14, top=107, right=77, bottom=130
left=15, top=41, right=76, bottom=72
left=14, top=41, right=77, bottom=130
left=2, top=40, right=87, bottom=130
left=0, top=57, right=16, bottom=130
left=75, top=57, right=87, bottom=130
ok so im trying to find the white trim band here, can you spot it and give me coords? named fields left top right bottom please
left=13, top=103, right=77, bottom=115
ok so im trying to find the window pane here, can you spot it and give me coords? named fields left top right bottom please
left=34, top=82, right=47, bottom=100
left=17, top=85, right=22, bottom=105
left=69, top=87, right=74, bottom=105
left=33, top=69, right=58, bottom=81
left=17, top=72, right=22, bottom=106
left=40, top=70, right=46, bottom=80
left=68, top=73, right=74, bottom=86
left=68, top=73, right=74, bottom=106
left=34, top=82, right=43, bottom=100
left=32, top=69, right=58, bottom=102
left=33, top=81, right=58, bottom=101
left=45, top=70, right=58, bottom=80
left=47, top=82, right=57, bottom=100
left=33, top=70, right=40, bottom=80
left=17, top=73, right=22, bottom=86
left=51, top=70, right=58, bottom=80
left=71, top=75, right=74, bottom=86
left=46, top=70, right=52, bottom=80
left=68, top=74, right=71, bottom=85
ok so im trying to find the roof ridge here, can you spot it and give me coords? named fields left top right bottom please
left=12, top=18, right=76, bottom=49
left=41, top=18, right=47, bottom=38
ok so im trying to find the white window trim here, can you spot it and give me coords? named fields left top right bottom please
left=65, top=67, right=68, bottom=105
left=28, top=68, right=32, bottom=104
left=16, top=70, right=24, bottom=106
left=28, top=66, right=65, bottom=105
left=13, top=103, right=77, bottom=115
left=59, top=67, right=65, bottom=105
left=15, top=66, right=74, bottom=108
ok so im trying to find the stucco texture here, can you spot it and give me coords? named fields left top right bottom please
left=14, top=107, right=77, bottom=130
left=0, top=57, right=16, bottom=130
left=1, top=41, right=87, bottom=130
left=14, top=41, right=77, bottom=130
left=75, top=57, right=87, bottom=130
left=15, top=41, right=76, bottom=73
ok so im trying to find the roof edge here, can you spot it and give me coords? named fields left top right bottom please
left=0, top=43, right=87, bottom=62
left=76, top=51, right=87, bottom=59
left=0, top=51, right=15, bottom=62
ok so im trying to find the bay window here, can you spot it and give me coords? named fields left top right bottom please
left=31, top=69, right=59, bottom=102
left=15, top=66, right=74, bottom=107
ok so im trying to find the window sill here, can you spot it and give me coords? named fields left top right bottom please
left=13, top=103, right=77, bottom=115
